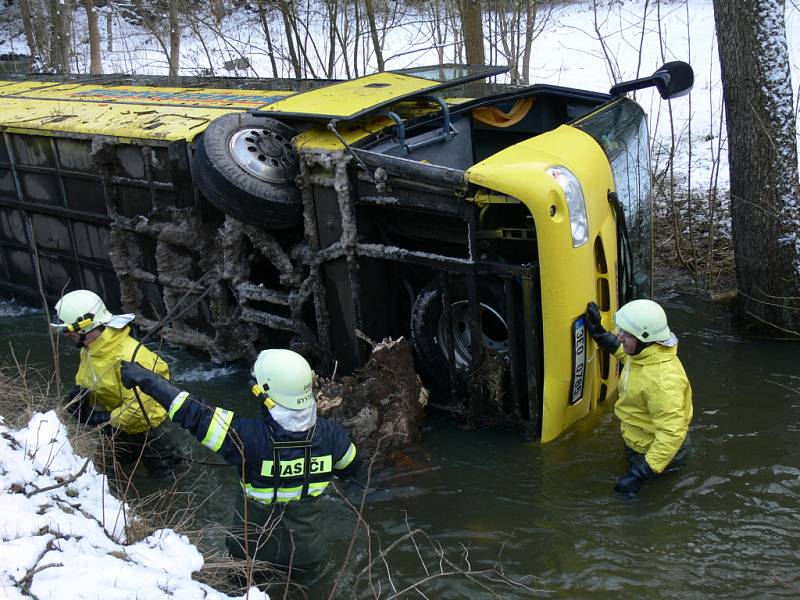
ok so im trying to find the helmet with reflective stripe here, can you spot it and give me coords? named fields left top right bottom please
left=52, top=290, right=113, bottom=334
left=252, top=349, right=314, bottom=410
left=614, top=299, right=672, bottom=343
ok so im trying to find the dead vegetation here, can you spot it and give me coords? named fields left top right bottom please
left=652, top=172, right=736, bottom=295
left=316, top=337, right=427, bottom=459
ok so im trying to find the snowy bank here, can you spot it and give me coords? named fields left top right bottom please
left=0, top=411, right=267, bottom=600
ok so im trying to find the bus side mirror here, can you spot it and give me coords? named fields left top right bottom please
left=610, top=61, right=694, bottom=100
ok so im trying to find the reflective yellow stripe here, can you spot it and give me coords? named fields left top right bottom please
left=201, top=408, right=233, bottom=452
left=334, top=443, right=357, bottom=470
left=243, top=482, right=330, bottom=504
left=168, top=391, right=189, bottom=419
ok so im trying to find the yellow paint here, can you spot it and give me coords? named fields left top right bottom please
left=467, top=125, right=620, bottom=442
left=0, top=80, right=293, bottom=142
left=257, top=72, right=439, bottom=118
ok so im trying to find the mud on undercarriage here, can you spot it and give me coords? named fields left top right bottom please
left=104, top=139, right=541, bottom=435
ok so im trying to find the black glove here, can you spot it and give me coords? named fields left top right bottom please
left=84, top=408, right=111, bottom=427
left=614, top=454, right=655, bottom=495
left=585, top=302, right=621, bottom=353
left=62, top=387, right=90, bottom=420
left=120, top=361, right=182, bottom=410
left=585, top=302, right=604, bottom=336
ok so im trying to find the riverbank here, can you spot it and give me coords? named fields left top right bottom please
left=0, top=366, right=267, bottom=600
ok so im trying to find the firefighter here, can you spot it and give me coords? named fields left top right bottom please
left=52, top=289, right=180, bottom=476
left=120, top=348, right=359, bottom=573
left=585, top=299, right=693, bottom=495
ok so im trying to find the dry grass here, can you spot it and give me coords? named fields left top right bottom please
left=0, top=362, right=59, bottom=426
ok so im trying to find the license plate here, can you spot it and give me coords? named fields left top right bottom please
left=570, top=315, right=587, bottom=405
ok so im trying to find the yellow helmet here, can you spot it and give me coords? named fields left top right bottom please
left=615, top=299, right=672, bottom=343
left=251, top=349, right=314, bottom=410
left=52, top=290, right=113, bottom=334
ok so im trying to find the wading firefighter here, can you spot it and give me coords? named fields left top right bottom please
left=585, top=299, right=693, bottom=495
left=52, top=289, right=181, bottom=476
left=120, top=348, right=359, bottom=572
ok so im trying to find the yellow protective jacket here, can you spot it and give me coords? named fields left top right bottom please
left=75, top=326, right=169, bottom=434
left=613, top=343, right=693, bottom=473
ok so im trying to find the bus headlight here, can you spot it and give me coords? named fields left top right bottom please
left=547, top=166, right=589, bottom=247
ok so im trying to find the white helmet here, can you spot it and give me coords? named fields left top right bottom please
left=614, top=299, right=673, bottom=343
left=52, top=290, right=113, bottom=334
left=251, top=349, right=314, bottom=410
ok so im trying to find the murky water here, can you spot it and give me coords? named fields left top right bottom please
left=1, top=293, right=798, bottom=598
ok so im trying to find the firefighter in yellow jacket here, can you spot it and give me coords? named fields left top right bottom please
left=585, top=299, right=693, bottom=495
left=52, top=289, right=179, bottom=475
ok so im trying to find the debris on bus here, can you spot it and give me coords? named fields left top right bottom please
left=316, top=337, right=426, bottom=458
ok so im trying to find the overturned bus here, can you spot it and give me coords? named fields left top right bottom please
left=0, top=62, right=692, bottom=441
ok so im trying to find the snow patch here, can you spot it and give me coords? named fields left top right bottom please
left=0, top=411, right=268, bottom=600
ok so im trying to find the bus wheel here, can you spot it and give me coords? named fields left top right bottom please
left=192, top=113, right=301, bottom=229
left=411, top=279, right=512, bottom=394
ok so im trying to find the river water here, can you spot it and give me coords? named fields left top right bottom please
left=1, top=291, right=798, bottom=598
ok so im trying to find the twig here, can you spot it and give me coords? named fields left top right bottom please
left=765, top=379, right=800, bottom=395
left=328, top=435, right=386, bottom=600
left=15, top=562, right=63, bottom=593
left=26, top=457, right=91, bottom=498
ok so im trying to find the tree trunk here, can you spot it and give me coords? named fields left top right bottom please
left=458, top=0, right=484, bottom=65
left=48, top=0, right=72, bottom=73
left=106, top=2, right=113, bottom=53
left=82, top=0, right=103, bottom=75
left=168, top=0, right=180, bottom=81
left=209, top=0, right=225, bottom=26
left=713, top=0, right=800, bottom=336
left=325, top=0, right=337, bottom=77
left=352, top=0, right=360, bottom=77
left=521, top=0, right=539, bottom=85
left=364, top=0, right=384, bottom=72
left=279, top=0, right=301, bottom=78
left=256, top=0, right=279, bottom=78
left=19, top=0, right=38, bottom=59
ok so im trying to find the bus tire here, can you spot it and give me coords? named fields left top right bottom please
left=411, top=278, right=513, bottom=394
left=192, top=113, right=301, bottom=229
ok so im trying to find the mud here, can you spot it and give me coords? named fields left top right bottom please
left=315, top=337, right=427, bottom=458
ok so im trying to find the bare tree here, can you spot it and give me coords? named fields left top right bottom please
left=82, top=0, right=103, bottom=75
left=19, top=0, right=73, bottom=73
left=49, top=0, right=73, bottom=73
left=424, top=0, right=448, bottom=66
left=106, top=1, right=114, bottom=52
left=255, top=0, right=280, bottom=77
left=168, top=0, right=180, bottom=80
left=19, top=0, right=39, bottom=60
left=486, top=0, right=550, bottom=84
left=363, top=0, right=384, bottom=71
left=277, top=0, right=302, bottom=77
left=713, top=0, right=800, bottom=335
left=457, top=0, right=485, bottom=65
left=128, top=0, right=181, bottom=79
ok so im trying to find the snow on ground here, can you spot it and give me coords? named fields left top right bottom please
left=0, top=411, right=267, bottom=600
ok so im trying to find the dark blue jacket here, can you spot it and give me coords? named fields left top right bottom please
left=168, top=391, right=359, bottom=505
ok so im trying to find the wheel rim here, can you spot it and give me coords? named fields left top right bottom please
left=229, top=127, right=298, bottom=184
left=437, top=300, right=510, bottom=370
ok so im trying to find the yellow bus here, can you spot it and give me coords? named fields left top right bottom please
left=0, top=63, right=692, bottom=441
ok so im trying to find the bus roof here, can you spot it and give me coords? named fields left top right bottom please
left=0, top=65, right=508, bottom=141
left=0, top=80, right=294, bottom=142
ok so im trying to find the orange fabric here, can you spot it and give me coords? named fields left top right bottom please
left=472, top=97, right=534, bottom=128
